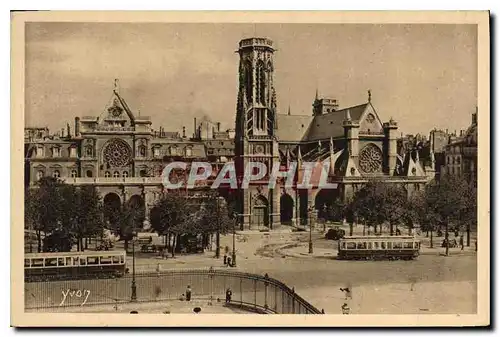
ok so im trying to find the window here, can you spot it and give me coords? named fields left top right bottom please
left=139, top=169, right=147, bottom=177
left=86, top=170, right=93, bottom=178
left=24, top=259, right=30, bottom=267
left=105, top=171, right=111, bottom=178
left=36, top=170, right=44, bottom=180
left=456, top=157, right=461, bottom=164
left=52, top=170, right=60, bottom=178
left=36, top=146, right=44, bottom=157
left=393, top=242, right=403, bottom=249
left=52, top=147, right=61, bottom=157
left=346, top=242, right=356, bottom=249
left=70, top=170, right=77, bottom=178
left=113, top=171, right=120, bottom=178
left=100, top=256, right=112, bottom=265
left=186, top=147, right=192, bottom=157
left=122, top=171, right=129, bottom=178
left=153, top=147, right=160, bottom=158
left=367, top=242, right=373, bottom=249
left=373, top=242, right=380, bottom=249
left=170, top=147, right=177, bottom=156
left=403, top=242, right=413, bottom=249
left=45, top=258, right=57, bottom=267
left=57, top=258, right=64, bottom=266
left=32, top=258, right=44, bottom=267
left=112, top=256, right=120, bottom=264
left=65, top=257, right=72, bottom=266
left=356, top=242, right=366, bottom=249
left=69, top=147, right=77, bottom=158
left=87, top=257, right=99, bottom=265
left=381, top=242, right=386, bottom=249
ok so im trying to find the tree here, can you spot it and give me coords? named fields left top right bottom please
left=60, top=185, right=103, bottom=251
left=24, top=177, right=65, bottom=252
left=107, top=200, right=145, bottom=251
left=380, top=184, right=409, bottom=236
left=351, top=181, right=385, bottom=235
left=421, top=175, right=473, bottom=255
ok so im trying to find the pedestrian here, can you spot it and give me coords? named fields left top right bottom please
left=225, top=288, right=232, bottom=303
left=459, top=235, right=464, bottom=251
left=227, top=256, right=232, bottom=267
left=341, top=303, right=350, bottom=315
left=156, top=263, right=161, bottom=273
left=223, top=254, right=227, bottom=266
left=186, top=285, right=192, bottom=302
left=475, top=240, right=477, bottom=252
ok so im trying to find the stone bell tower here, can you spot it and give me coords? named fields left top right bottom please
left=234, top=37, right=280, bottom=229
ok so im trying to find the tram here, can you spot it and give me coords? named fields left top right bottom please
left=24, top=250, right=127, bottom=282
left=338, top=236, right=420, bottom=260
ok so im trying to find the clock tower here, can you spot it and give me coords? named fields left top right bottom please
left=234, top=37, right=281, bottom=229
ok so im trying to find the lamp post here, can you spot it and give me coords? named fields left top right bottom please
left=131, top=231, right=137, bottom=302
left=232, top=212, right=238, bottom=267
left=308, top=206, right=314, bottom=254
left=215, top=197, right=221, bottom=259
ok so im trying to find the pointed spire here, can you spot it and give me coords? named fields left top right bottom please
left=330, top=137, right=334, bottom=155
left=297, top=146, right=302, bottom=163
left=415, top=149, right=420, bottom=163
left=368, top=89, right=372, bottom=103
left=114, top=78, right=119, bottom=93
left=285, top=147, right=291, bottom=166
left=287, top=105, right=291, bottom=116
left=315, top=87, right=319, bottom=102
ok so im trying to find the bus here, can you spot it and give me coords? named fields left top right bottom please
left=24, top=250, right=127, bottom=282
left=338, top=236, right=420, bottom=260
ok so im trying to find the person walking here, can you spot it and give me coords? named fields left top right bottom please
left=225, top=288, right=232, bottom=303
left=223, top=254, right=227, bottom=266
left=227, top=256, right=232, bottom=268
left=459, top=235, right=464, bottom=251
left=185, top=285, right=192, bottom=302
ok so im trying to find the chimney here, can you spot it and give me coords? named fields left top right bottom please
left=212, top=127, right=216, bottom=139
left=61, top=128, right=65, bottom=138
left=472, top=112, right=477, bottom=124
left=217, top=122, right=221, bottom=132
left=194, top=118, right=197, bottom=139
left=182, top=126, right=186, bottom=138
left=75, top=117, right=81, bottom=137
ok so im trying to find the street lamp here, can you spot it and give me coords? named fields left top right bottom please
left=308, top=206, right=314, bottom=254
left=130, top=230, right=137, bottom=302
left=232, top=212, right=238, bottom=267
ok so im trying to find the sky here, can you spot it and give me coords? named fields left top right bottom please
left=25, top=23, right=478, bottom=137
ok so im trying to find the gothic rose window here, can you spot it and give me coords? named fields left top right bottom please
left=103, top=139, right=132, bottom=167
left=359, top=144, right=383, bottom=173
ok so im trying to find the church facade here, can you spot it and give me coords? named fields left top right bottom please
left=25, top=37, right=435, bottom=230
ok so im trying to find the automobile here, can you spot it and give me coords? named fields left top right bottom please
left=325, top=227, right=346, bottom=240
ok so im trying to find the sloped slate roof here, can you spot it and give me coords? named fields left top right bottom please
left=276, top=114, right=314, bottom=142
left=304, top=103, right=368, bottom=141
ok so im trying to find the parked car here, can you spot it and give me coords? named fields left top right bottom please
left=325, top=227, right=346, bottom=240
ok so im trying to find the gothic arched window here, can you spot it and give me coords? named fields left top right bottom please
left=359, top=144, right=383, bottom=173
left=70, top=170, right=77, bottom=178
left=52, top=170, right=60, bottom=178
left=105, top=171, right=111, bottom=178
left=138, top=145, right=146, bottom=157
left=256, top=61, right=266, bottom=104
left=122, top=171, right=129, bottom=178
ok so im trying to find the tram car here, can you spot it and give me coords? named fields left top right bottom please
left=24, top=250, right=127, bottom=282
left=338, top=236, right=420, bottom=260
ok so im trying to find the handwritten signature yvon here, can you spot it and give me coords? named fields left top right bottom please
left=59, top=289, right=91, bottom=306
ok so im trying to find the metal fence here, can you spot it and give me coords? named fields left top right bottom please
left=25, top=268, right=323, bottom=314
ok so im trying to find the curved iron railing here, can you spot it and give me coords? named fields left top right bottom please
left=25, top=268, right=323, bottom=314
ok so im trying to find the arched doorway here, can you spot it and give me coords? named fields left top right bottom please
left=314, top=188, right=342, bottom=223
left=280, top=192, right=294, bottom=225
left=253, top=194, right=269, bottom=229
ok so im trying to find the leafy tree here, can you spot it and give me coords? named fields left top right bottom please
left=421, top=175, right=473, bottom=255
left=107, top=200, right=145, bottom=251
left=351, top=181, right=385, bottom=235
left=24, top=177, right=65, bottom=252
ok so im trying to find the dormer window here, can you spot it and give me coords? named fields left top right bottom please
left=52, top=147, right=61, bottom=158
left=122, top=171, right=129, bottom=178
left=113, top=171, right=120, bottom=178
left=69, top=147, right=77, bottom=158
left=52, top=170, right=60, bottom=178
left=70, top=170, right=78, bottom=178
left=105, top=171, right=111, bottom=178
left=170, top=146, right=178, bottom=156
left=36, top=146, right=44, bottom=158
left=186, top=147, right=193, bottom=157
